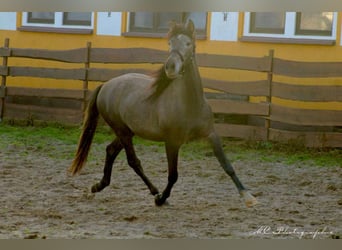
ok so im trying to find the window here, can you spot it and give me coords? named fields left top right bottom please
left=249, top=12, right=285, bottom=34
left=27, top=12, right=54, bottom=24
left=243, top=12, right=337, bottom=44
left=21, top=12, right=93, bottom=33
left=295, top=12, right=333, bottom=36
left=127, top=12, right=207, bottom=38
left=63, top=12, right=92, bottom=26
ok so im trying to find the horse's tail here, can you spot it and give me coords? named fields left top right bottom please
left=68, top=84, right=103, bottom=175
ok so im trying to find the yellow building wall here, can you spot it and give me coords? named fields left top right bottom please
left=0, top=12, right=341, bottom=111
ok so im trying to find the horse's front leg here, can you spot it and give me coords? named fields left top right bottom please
left=155, top=142, right=180, bottom=206
left=208, top=132, right=258, bottom=207
left=120, top=135, right=159, bottom=196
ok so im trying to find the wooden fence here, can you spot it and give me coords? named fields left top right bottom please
left=0, top=38, right=341, bottom=147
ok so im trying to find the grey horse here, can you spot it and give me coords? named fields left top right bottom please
left=69, top=20, right=257, bottom=207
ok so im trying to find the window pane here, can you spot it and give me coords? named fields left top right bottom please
left=131, top=12, right=154, bottom=29
left=63, top=12, right=92, bottom=26
left=157, top=13, right=181, bottom=30
left=28, top=12, right=54, bottom=24
left=250, top=12, right=285, bottom=34
left=185, top=12, right=207, bottom=31
left=129, top=12, right=207, bottom=35
left=296, top=12, right=333, bottom=36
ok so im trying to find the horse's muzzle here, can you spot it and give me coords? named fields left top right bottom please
left=164, top=51, right=184, bottom=79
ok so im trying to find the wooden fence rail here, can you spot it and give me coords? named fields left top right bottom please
left=0, top=38, right=341, bottom=147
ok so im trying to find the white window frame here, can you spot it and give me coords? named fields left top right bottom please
left=22, top=12, right=94, bottom=30
left=243, top=12, right=337, bottom=41
left=125, top=12, right=208, bottom=39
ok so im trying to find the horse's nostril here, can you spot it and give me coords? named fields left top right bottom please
left=165, top=53, right=182, bottom=79
left=169, top=62, right=175, bottom=71
left=165, top=61, right=179, bottom=79
left=166, top=60, right=176, bottom=73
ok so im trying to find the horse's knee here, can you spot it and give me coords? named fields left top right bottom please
left=106, top=143, right=117, bottom=156
left=127, top=157, right=141, bottom=168
left=106, top=145, right=113, bottom=155
left=106, top=139, right=122, bottom=156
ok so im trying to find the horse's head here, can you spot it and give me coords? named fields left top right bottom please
left=164, top=19, right=196, bottom=79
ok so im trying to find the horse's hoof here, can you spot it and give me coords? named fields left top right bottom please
left=150, top=187, right=159, bottom=196
left=240, top=190, right=258, bottom=207
left=154, top=194, right=165, bottom=206
left=91, top=185, right=98, bottom=193
left=91, top=183, right=102, bottom=193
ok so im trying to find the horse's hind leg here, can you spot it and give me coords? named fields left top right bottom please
left=120, top=136, right=159, bottom=196
left=91, top=138, right=123, bottom=193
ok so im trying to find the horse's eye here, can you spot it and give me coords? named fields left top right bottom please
left=186, top=42, right=191, bottom=47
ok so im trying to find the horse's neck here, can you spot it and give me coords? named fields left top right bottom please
left=157, top=58, right=205, bottom=119
left=181, top=58, right=204, bottom=109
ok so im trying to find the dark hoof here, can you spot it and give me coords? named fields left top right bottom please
left=91, top=183, right=105, bottom=193
left=154, top=194, right=165, bottom=206
left=150, top=187, right=159, bottom=196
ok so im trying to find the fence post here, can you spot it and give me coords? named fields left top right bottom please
left=82, top=41, right=91, bottom=114
left=265, top=49, right=274, bottom=141
left=0, top=38, right=10, bottom=122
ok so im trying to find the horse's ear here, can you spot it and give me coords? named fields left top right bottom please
left=186, top=19, right=195, bottom=34
left=168, top=20, right=177, bottom=30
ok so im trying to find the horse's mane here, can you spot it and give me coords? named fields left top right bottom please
left=146, top=66, right=173, bottom=101
left=146, top=21, right=195, bottom=102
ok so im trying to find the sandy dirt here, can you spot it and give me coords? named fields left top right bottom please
left=0, top=141, right=341, bottom=239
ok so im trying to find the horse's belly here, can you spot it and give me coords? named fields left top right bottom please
left=131, top=127, right=165, bottom=141
left=122, top=110, right=165, bottom=141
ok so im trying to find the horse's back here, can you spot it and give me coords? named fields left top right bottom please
left=97, top=72, right=153, bottom=111
left=96, top=73, right=164, bottom=139
left=98, top=73, right=153, bottom=102
left=103, top=73, right=153, bottom=90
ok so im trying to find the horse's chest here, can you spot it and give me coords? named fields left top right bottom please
left=159, top=106, right=211, bottom=141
